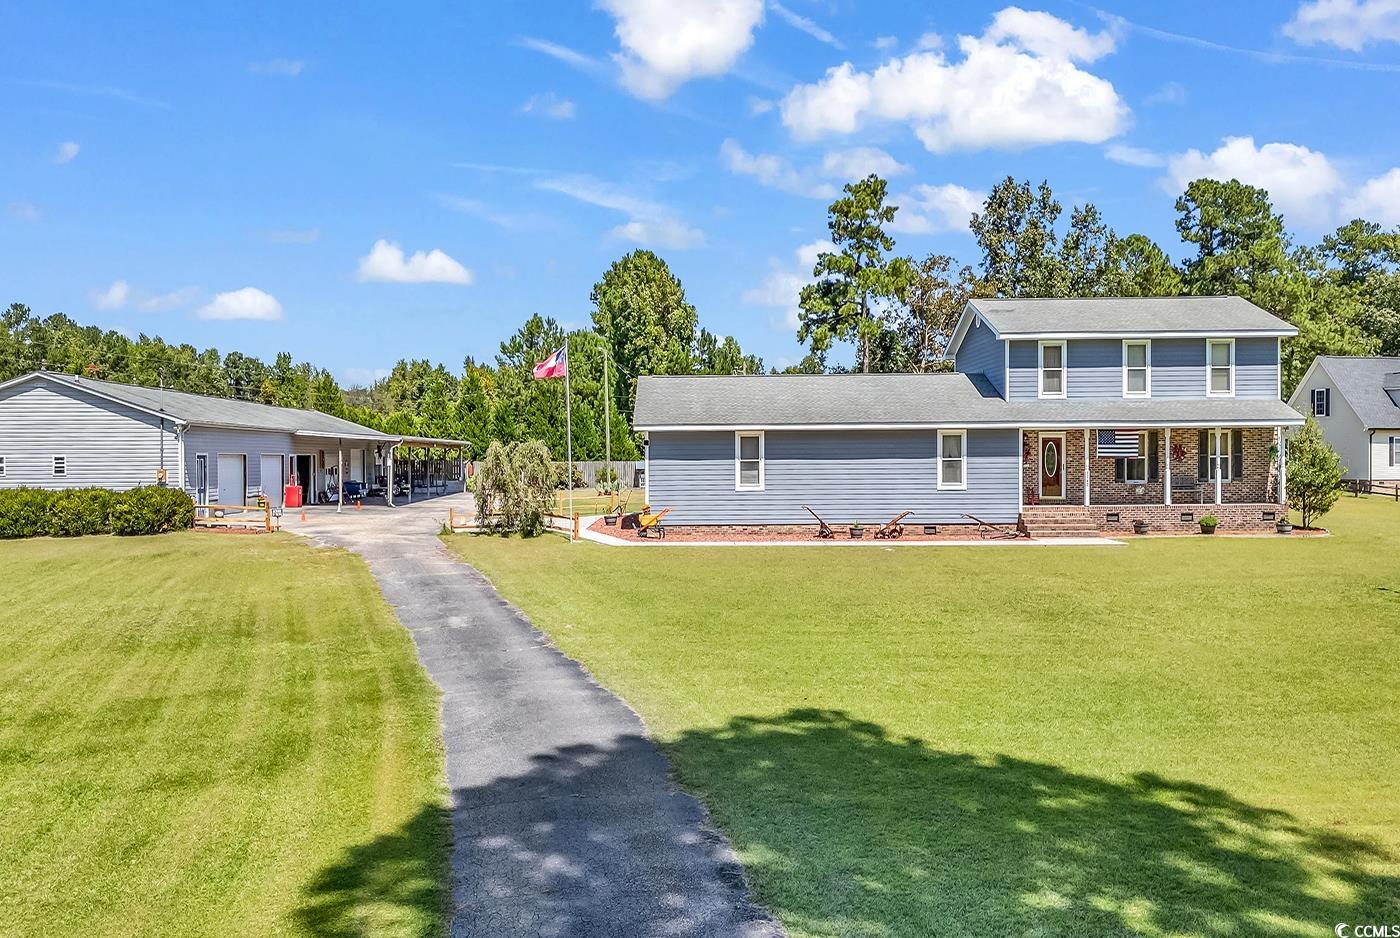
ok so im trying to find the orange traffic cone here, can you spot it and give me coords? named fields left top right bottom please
left=355, top=499, right=362, bottom=511
left=300, top=509, right=307, bottom=522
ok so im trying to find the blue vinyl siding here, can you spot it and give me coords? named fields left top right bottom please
left=1236, top=337, right=1279, bottom=398
left=953, top=317, right=1005, bottom=396
left=1007, top=337, right=1279, bottom=400
left=647, top=428, right=1021, bottom=526
left=1152, top=338, right=1205, bottom=397
left=180, top=426, right=294, bottom=501
left=1007, top=340, right=1039, bottom=399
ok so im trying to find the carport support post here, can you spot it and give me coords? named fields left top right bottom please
left=337, top=444, right=343, bottom=513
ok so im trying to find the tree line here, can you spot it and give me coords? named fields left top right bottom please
left=6, top=172, right=1397, bottom=459
left=795, top=174, right=1399, bottom=392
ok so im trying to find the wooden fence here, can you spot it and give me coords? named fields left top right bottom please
left=1346, top=479, right=1400, bottom=500
left=195, top=503, right=274, bottom=532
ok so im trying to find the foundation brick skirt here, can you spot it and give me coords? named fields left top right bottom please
left=1086, top=503, right=1284, bottom=533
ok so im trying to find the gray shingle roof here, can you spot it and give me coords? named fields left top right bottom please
left=633, top=373, right=1302, bottom=429
left=38, top=372, right=396, bottom=439
left=1314, top=357, right=1400, bottom=429
left=968, top=296, right=1296, bottom=336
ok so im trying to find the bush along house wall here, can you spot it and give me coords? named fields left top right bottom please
left=0, top=486, right=195, bottom=538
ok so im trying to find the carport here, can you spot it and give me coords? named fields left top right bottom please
left=294, top=433, right=469, bottom=511
left=385, top=436, right=471, bottom=507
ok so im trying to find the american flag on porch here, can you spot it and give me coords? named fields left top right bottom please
left=1096, top=429, right=1140, bottom=457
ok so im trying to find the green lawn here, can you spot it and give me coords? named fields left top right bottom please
left=0, top=533, right=448, bottom=938
left=447, top=496, right=1400, bottom=938
left=551, top=487, right=646, bottom=516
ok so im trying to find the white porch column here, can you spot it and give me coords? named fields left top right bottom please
left=1017, top=430, right=1025, bottom=514
left=1213, top=428, right=1223, bottom=506
left=337, top=444, right=343, bottom=513
left=1082, top=428, right=1090, bottom=506
left=1277, top=427, right=1288, bottom=507
left=1164, top=428, right=1172, bottom=506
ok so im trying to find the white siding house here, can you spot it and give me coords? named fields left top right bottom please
left=1289, top=357, right=1400, bottom=482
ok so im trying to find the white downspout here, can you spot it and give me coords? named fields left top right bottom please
left=337, top=443, right=343, bottom=513
left=387, top=442, right=399, bottom=507
left=176, top=424, right=187, bottom=496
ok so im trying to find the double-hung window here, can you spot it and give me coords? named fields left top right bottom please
left=1039, top=341, right=1066, bottom=398
left=735, top=431, right=764, bottom=491
left=52, top=455, right=67, bottom=477
left=1198, top=430, right=1242, bottom=482
left=1312, top=387, right=1330, bottom=416
left=1207, top=339, right=1234, bottom=396
left=1123, top=340, right=1150, bottom=397
left=937, top=430, right=967, bottom=490
left=1391, top=436, right=1400, bottom=467
left=1114, top=431, right=1160, bottom=484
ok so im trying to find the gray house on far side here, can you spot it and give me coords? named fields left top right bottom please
left=1289, top=356, right=1400, bottom=482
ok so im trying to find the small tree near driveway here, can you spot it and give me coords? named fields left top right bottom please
left=1287, top=417, right=1345, bottom=528
left=473, top=439, right=554, bottom=537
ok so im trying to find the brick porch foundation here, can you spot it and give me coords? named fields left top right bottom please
left=1085, top=502, right=1284, bottom=533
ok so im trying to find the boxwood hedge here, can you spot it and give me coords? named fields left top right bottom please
left=0, top=486, right=195, bottom=538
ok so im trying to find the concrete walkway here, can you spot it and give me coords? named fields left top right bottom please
left=286, top=495, right=780, bottom=938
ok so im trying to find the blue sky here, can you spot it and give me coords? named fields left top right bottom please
left=4, top=0, right=1400, bottom=381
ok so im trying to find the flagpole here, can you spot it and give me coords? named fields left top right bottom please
left=603, top=349, right=611, bottom=508
left=565, top=335, right=574, bottom=542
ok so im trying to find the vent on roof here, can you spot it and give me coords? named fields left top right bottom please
left=1384, top=372, right=1400, bottom=391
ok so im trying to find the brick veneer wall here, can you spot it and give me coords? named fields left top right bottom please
left=1090, top=502, right=1284, bottom=533
left=1023, top=427, right=1278, bottom=506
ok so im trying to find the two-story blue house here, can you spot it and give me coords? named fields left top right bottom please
left=632, top=296, right=1304, bottom=535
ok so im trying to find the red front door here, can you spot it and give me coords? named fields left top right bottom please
left=1040, top=434, right=1065, bottom=499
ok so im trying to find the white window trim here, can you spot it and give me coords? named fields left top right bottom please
left=1390, top=435, right=1399, bottom=467
left=52, top=454, right=67, bottom=477
left=1038, top=340, right=1067, bottom=399
left=1122, top=339, right=1151, bottom=398
left=1205, top=430, right=1235, bottom=482
left=734, top=430, right=765, bottom=492
left=195, top=453, right=209, bottom=503
left=1206, top=338, right=1235, bottom=398
left=937, top=429, right=968, bottom=490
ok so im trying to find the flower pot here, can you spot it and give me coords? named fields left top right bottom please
left=1275, top=520, right=1293, bottom=534
left=849, top=528, right=864, bottom=539
left=1132, top=520, right=1149, bottom=535
left=603, top=514, right=619, bottom=525
left=1199, top=523, right=1217, bottom=535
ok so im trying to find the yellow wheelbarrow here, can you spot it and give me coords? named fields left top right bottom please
left=636, top=506, right=671, bottom=538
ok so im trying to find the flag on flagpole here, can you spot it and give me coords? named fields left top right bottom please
left=1096, top=429, right=1140, bottom=457
left=533, top=345, right=567, bottom=380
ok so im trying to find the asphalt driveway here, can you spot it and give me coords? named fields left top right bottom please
left=289, top=496, right=779, bottom=938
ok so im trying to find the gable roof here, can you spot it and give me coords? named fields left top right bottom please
left=3, top=371, right=395, bottom=440
left=633, top=373, right=1303, bottom=430
left=1310, top=357, right=1400, bottom=429
left=948, top=296, right=1295, bottom=356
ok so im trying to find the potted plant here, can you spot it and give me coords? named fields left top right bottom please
left=1276, top=517, right=1294, bottom=534
left=1199, top=514, right=1219, bottom=535
left=1132, top=519, right=1149, bottom=535
left=849, top=522, right=864, bottom=539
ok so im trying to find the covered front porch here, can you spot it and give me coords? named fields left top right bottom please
left=1019, top=426, right=1291, bottom=533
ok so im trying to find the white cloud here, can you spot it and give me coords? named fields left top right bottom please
left=92, top=280, right=130, bottom=310
left=1284, top=0, right=1400, bottom=51
left=197, top=287, right=283, bottom=321
left=517, top=36, right=607, bottom=75
left=780, top=6, right=1128, bottom=152
left=1105, top=143, right=1166, bottom=168
left=744, top=239, right=830, bottom=331
left=1144, top=81, right=1187, bottom=105
left=6, top=201, right=41, bottom=222
left=720, top=140, right=908, bottom=198
left=536, top=174, right=705, bottom=249
left=599, top=0, right=766, bottom=99
left=264, top=227, right=320, bottom=244
left=54, top=141, right=80, bottom=164
left=746, top=95, right=774, bottom=115
left=888, top=183, right=984, bottom=234
left=820, top=146, right=910, bottom=179
left=521, top=91, right=576, bottom=119
left=249, top=58, right=305, bottom=76
left=720, top=139, right=837, bottom=198
left=90, top=280, right=198, bottom=312
left=1343, top=168, right=1400, bottom=225
left=873, top=35, right=898, bottom=50
left=770, top=1, right=842, bottom=47
left=341, top=366, right=391, bottom=387
left=356, top=240, right=473, bottom=284
left=1163, top=136, right=1345, bottom=226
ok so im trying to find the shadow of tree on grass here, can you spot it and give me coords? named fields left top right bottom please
left=295, top=709, right=1398, bottom=937
left=665, top=709, right=1400, bottom=938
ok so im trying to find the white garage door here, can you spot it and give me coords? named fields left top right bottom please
left=260, top=454, right=284, bottom=507
left=217, top=454, right=246, bottom=510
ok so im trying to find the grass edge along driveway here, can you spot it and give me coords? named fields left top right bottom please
left=0, top=532, right=449, bottom=938
left=447, top=496, right=1400, bottom=938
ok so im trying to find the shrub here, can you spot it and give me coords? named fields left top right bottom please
left=473, top=440, right=557, bottom=537
left=110, top=486, right=196, bottom=536
left=46, top=488, right=116, bottom=537
left=554, top=463, right=585, bottom=490
left=0, top=488, right=56, bottom=539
